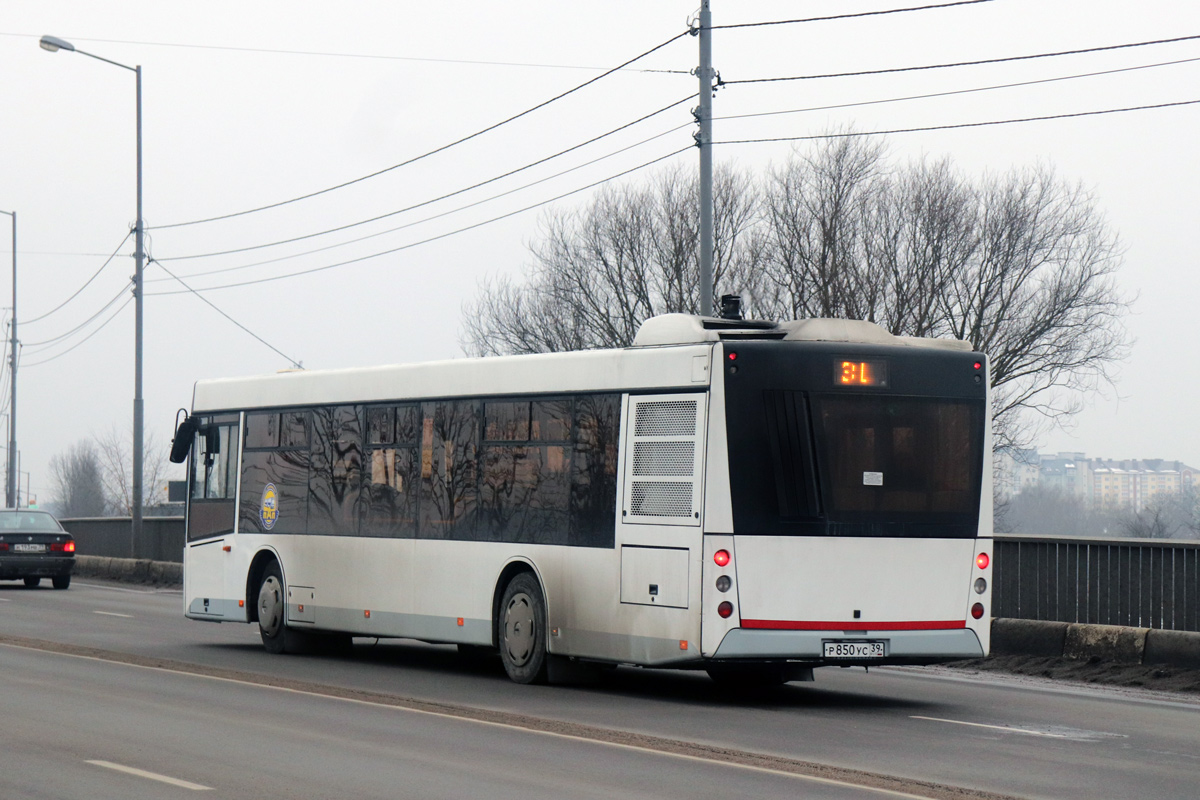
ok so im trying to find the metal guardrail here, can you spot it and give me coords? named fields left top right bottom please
left=993, top=534, right=1200, bottom=633
left=59, top=516, right=184, bottom=563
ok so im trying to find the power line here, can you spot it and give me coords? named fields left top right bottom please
left=722, top=34, right=1200, bottom=85
left=0, top=31, right=689, bottom=73
left=23, top=283, right=130, bottom=350
left=149, top=30, right=691, bottom=231
left=22, top=231, right=131, bottom=325
left=715, top=56, right=1200, bottom=124
left=22, top=297, right=132, bottom=368
left=149, top=121, right=692, bottom=283
left=153, top=95, right=693, bottom=263
left=150, top=259, right=302, bottom=369
left=148, top=145, right=692, bottom=296
left=714, top=98, right=1200, bottom=146
left=711, top=0, right=994, bottom=30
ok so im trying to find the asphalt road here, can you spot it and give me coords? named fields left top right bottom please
left=2, top=579, right=1199, bottom=800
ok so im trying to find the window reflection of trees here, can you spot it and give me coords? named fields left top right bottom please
left=309, top=406, right=362, bottom=537
left=364, top=405, right=418, bottom=537
left=570, top=395, right=620, bottom=547
left=239, top=411, right=309, bottom=534
left=232, top=395, right=620, bottom=546
left=420, top=401, right=479, bottom=539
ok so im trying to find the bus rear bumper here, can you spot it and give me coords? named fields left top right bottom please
left=712, top=627, right=984, bottom=664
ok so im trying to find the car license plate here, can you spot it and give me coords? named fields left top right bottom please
left=12, top=543, right=46, bottom=553
left=824, top=641, right=885, bottom=659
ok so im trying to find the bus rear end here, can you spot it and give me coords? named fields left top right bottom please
left=702, top=334, right=992, bottom=670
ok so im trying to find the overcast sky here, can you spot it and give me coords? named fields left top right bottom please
left=1, top=0, right=1198, bottom=504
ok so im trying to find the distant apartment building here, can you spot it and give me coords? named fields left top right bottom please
left=995, top=450, right=1197, bottom=513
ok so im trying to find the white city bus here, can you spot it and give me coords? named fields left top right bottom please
left=173, top=312, right=993, bottom=685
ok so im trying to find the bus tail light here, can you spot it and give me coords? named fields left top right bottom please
left=976, top=552, right=989, bottom=570
left=974, top=578, right=987, bottom=594
left=971, top=603, right=985, bottom=620
left=714, top=549, right=731, bottom=567
left=718, top=601, right=734, bottom=619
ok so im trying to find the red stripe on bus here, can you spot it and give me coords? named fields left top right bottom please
left=740, top=619, right=967, bottom=631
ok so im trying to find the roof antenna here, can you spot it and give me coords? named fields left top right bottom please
left=718, top=294, right=743, bottom=321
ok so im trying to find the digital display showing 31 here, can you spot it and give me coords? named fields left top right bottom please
left=836, top=359, right=887, bottom=387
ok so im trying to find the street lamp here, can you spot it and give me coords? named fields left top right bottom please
left=0, top=208, right=14, bottom=509
left=40, top=34, right=145, bottom=549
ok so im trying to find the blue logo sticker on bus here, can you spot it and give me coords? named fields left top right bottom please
left=259, top=483, right=279, bottom=530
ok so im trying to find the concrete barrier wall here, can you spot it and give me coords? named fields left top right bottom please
left=991, top=618, right=1200, bottom=670
left=993, top=534, right=1200, bottom=633
left=59, top=517, right=184, bottom=563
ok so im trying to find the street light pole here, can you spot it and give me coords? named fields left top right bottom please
left=0, top=209, right=15, bottom=509
left=40, top=35, right=144, bottom=548
left=694, top=1, right=715, bottom=318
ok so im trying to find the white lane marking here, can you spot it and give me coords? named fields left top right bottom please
left=86, top=760, right=212, bottom=791
left=911, top=715, right=1125, bottom=741
left=93, top=611, right=135, bottom=619
left=74, top=581, right=181, bottom=595
left=5, top=643, right=938, bottom=800
left=0, top=597, right=10, bottom=602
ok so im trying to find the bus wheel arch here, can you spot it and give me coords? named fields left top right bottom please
left=245, top=549, right=282, bottom=625
left=493, top=562, right=550, bottom=685
left=490, top=560, right=540, bottom=648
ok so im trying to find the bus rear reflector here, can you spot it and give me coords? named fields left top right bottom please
left=714, top=549, right=731, bottom=567
left=971, top=603, right=985, bottom=619
left=976, top=552, right=989, bottom=569
left=718, top=601, right=734, bottom=618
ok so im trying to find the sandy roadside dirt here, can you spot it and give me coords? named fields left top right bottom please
left=943, top=655, right=1200, bottom=694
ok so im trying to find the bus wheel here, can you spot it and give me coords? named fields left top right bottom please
left=257, top=562, right=290, bottom=654
left=499, top=573, right=549, bottom=685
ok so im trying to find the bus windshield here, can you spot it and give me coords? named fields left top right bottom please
left=724, top=343, right=986, bottom=539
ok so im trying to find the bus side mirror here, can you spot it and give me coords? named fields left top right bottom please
left=170, top=414, right=201, bottom=464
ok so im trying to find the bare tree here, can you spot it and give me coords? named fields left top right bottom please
left=461, top=164, right=762, bottom=355
left=943, top=165, right=1129, bottom=450
left=757, top=141, right=1129, bottom=451
left=463, top=135, right=1130, bottom=451
left=94, top=426, right=171, bottom=515
left=48, top=440, right=108, bottom=517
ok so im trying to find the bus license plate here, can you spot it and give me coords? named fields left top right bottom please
left=824, top=641, right=885, bottom=659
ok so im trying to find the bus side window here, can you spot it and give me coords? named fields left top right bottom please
left=569, top=394, right=620, bottom=548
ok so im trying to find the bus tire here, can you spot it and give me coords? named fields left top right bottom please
left=257, top=561, right=299, bottom=655
left=498, top=572, right=549, bottom=685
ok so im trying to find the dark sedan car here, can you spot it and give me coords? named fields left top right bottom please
left=0, top=509, right=75, bottom=589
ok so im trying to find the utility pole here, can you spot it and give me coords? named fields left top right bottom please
left=694, top=0, right=715, bottom=318
left=0, top=209, right=15, bottom=510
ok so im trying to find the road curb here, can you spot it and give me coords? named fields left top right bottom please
left=75, top=555, right=182, bottom=586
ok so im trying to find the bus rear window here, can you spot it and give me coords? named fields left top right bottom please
left=811, top=395, right=982, bottom=517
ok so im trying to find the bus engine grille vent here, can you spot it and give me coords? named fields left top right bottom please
left=632, top=441, right=695, bottom=476
left=625, top=396, right=703, bottom=526
left=630, top=482, right=694, bottom=517
left=634, top=401, right=697, bottom=438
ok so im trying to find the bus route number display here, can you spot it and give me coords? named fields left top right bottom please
left=835, top=359, right=887, bottom=387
